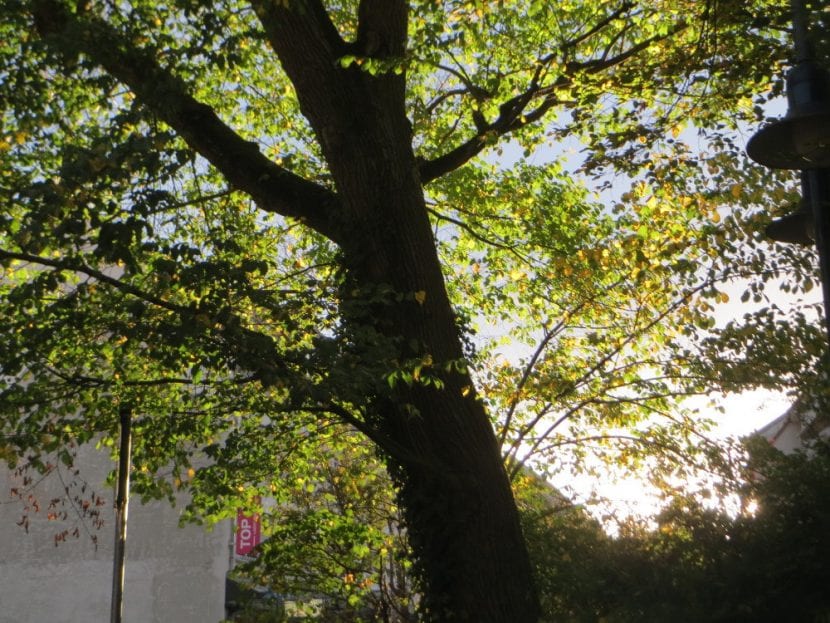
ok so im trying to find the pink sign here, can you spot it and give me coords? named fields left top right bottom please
left=235, top=509, right=261, bottom=556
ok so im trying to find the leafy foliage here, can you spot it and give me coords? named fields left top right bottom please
left=0, top=0, right=826, bottom=618
left=232, top=431, right=416, bottom=622
left=523, top=436, right=830, bottom=622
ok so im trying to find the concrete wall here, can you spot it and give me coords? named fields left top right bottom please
left=0, top=444, right=230, bottom=623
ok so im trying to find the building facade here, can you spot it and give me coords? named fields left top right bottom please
left=0, top=443, right=231, bottom=623
left=757, top=400, right=830, bottom=454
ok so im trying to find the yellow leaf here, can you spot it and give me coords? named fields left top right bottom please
left=414, top=290, right=426, bottom=305
left=730, top=183, right=743, bottom=199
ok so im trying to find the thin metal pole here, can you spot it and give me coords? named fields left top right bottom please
left=110, top=406, right=132, bottom=623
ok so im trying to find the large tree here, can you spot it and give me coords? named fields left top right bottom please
left=0, top=1, right=819, bottom=620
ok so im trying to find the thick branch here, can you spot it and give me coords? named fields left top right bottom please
left=30, top=0, right=342, bottom=243
left=357, top=0, right=408, bottom=58
left=250, top=0, right=346, bottom=64
left=248, top=0, right=365, bottom=155
left=418, top=80, right=564, bottom=184
left=251, top=0, right=408, bottom=132
left=419, top=17, right=688, bottom=184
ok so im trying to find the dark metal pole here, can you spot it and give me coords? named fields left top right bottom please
left=792, top=0, right=811, bottom=63
left=110, top=406, right=132, bottom=623
left=807, top=168, right=830, bottom=343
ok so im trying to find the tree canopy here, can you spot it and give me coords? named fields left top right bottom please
left=1, top=1, right=825, bottom=620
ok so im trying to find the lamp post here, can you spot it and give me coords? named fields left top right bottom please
left=110, top=405, right=132, bottom=623
left=747, top=0, right=830, bottom=344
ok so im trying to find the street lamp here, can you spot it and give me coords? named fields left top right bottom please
left=764, top=172, right=814, bottom=246
left=747, top=58, right=830, bottom=169
left=747, top=0, right=830, bottom=343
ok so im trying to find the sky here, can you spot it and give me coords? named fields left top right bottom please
left=554, top=385, right=795, bottom=530
left=491, top=92, right=821, bottom=524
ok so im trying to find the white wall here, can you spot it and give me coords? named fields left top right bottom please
left=758, top=411, right=805, bottom=454
left=758, top=406, right=830, bottom=455
left=0, top=444, right=230, bottom=623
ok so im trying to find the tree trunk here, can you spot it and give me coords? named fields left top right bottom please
left=332, top=121, right=540, bottom=621
left=288, top=57, right=540, bottom=623
left=382, top=383, right=541, bottom=622
left=227, top=4, right=542, bottom=620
